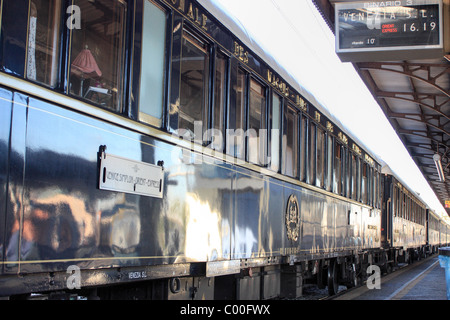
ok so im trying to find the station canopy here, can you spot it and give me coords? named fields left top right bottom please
left=314, top=0, right=450, bottom=216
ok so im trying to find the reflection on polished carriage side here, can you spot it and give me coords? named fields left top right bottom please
left=0, top=0, right=448, bottom=300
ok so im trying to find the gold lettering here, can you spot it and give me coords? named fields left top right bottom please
left=338, top=132, right=348, bottom=144
left=195, top=8, right=201, bottom=25
left=273, top=77, right=279, bottom=88
left=178, top=0, right=185, bottom=11
left=202, top=14, right=207, bottom=30
left=267, top=70, right=272, bottom=82
left=326, top=121, right=334, bottom=133
left=315, top=111, right=321, bottom=122
left=234, top=42, right=240, bottom=56
left=187, top=3, right=194, bottom=20
left=296, top=96, right=307, bottom=111
left=233, top=41, right=249, bottom=64
left=352, top=143, right=361, bottom=155
left=364, top=154, right=374, bottom=166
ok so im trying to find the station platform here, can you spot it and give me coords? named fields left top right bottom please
left=333, top=256, right=447, bottom=300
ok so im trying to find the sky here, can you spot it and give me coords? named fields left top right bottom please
left=211, top=0, right=447, bottom=219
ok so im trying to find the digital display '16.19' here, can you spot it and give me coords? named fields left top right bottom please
left=335, top=0, right=443, bottom=62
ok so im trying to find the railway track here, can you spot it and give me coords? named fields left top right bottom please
left=323, top=255, right=439, bottom=300
left=281, top=255, right=439, bottom=300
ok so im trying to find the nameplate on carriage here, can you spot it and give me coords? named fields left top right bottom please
left=99, top=151, right=164, bottom=198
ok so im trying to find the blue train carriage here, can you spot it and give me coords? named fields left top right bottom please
left=439, top=218, right=450, bottom=248
left=427, top=209, right=442, bottom=254
left=381, top=166, right=428, bottom=265
left=0, top=0, right=387, bottom=299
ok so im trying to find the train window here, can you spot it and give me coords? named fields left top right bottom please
left=371, top=170, right=374, bottom=206
left=334, top=141, right=342, bottom=195
left=309, top=122, right=316, bottom=184
left=345, top=148, right=351, bottom=198
left=0, top=1, right=28, bottom=76
left=139, top=0, right=167, bottom=127
left=370, top=167, right=374, bottom=206
left=414, top=202, right=417, bottom=223
left=69, top=0, right=126, bottom=112
left=362, top=163, right=367, bottom=204
left=377, top=171, right=381, bottom=207
left=373, top=169, right=378, bottom=208
left=211, top=52, right=228, bottom=150
left=367, top=166, right=372, bottom=206
left=417, top=204, right=419, bottom=223
left=178, top=30, right=210, bottom=135
left=393, top=186, right=398, bottom=217
left=282, top=105, right=298, bottom=178
left=402, top=193, right=406, bottom=219
left=326, top=134, right=333, bottom=192
left=357, top=158, right=362, bottom=201
left=26, top=0, right=61, bottom=87
left=270, top=93, right=282, bottom=172
left=351, top=154, right=357, bottom=200
left=406, top=196, right=409, bottom=221
left=227, top=68, right=246, bottom=159
left=408, top=197, right=411, bottom=221
left=299, top=116, right=307, bottom=182
left=248, top=79, right=266, bottom=165
left=316, top=128, right=325, bottom=188
left=418, top=205, right=420, bottom=224
left=357, top=158, right=362, bottom=202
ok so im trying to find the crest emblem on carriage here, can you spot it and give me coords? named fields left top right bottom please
left=286, top=194, right=300, bottom=242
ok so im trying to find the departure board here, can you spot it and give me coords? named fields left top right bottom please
left=335, top=0, right=443, bottom=62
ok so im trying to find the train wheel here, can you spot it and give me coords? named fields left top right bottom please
left=327, top=259, right=339, bottom=296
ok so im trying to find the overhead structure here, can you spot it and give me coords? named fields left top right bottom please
left=313, top=0, right=450, bottom=216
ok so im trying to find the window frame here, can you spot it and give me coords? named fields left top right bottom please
left=247, top=77, right=267, bottom=165
left=168, top=19, right=213, bottom=140
left=26, top=0, right=63, bottom=88
left=282, top=103, right=299, bottom=178
left=316, top=126, right=325, bottom=188
left=209, top=49, right=229, bottom=151
left=226, top=66, right=247, bottom=159
left=326, top=133, right=333, bottom=192
left=67, top=0, right=128, bottom=113
left=333, top=140, right=343, bottom=195
left=269, top=91, right=282, bottom=173
left=308, top=121, right=316, bottom=185
left=136, top=0, right=169, bottom=128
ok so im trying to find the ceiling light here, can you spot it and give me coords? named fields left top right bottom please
left=433, top=153, right=445, bottom=182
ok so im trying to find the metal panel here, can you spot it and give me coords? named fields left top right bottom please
left=0, top=88, right=12, bottom=273
left=4, top=92, right=28, bottom=275
left=9, top=92, right=234, bottom=274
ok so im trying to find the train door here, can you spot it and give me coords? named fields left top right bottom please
left=381, top=174, right=393, bottom=248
